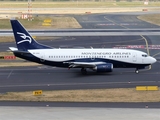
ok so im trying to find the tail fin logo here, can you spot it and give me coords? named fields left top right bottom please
left=17, top=32, right=32, bottom=44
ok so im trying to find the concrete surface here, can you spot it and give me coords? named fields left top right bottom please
left=0, top=7, right=158, bottom=14
left=0, top=107, right=160, bottom=120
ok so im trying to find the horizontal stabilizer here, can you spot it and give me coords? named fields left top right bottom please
left=9, top=47, right=30, bottom=54
left=9, top=47, right=18, bottom=51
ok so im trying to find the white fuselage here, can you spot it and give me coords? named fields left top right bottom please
left=28, top=48, right=155, bottom=65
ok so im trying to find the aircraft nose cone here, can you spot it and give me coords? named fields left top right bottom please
left=151, top=57, right=157, bottom=64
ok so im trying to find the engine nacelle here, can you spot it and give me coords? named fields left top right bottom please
left=93, top=63, right=113, bottom=73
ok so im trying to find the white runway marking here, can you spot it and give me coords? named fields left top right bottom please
left=0, top=81, right=157, bottom=88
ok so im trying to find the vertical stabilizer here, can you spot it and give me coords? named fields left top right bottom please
left=10, top=20, right=51, bottom=51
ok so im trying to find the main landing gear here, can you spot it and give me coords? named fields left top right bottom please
left=135, top=68, right=139, bottom=74
left=81, top=68, right=87, bottom=75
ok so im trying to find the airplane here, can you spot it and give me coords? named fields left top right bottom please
left=9, top=20, right=157, bottom=74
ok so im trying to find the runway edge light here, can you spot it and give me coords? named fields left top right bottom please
left=33, top=90, right=43, bottom=96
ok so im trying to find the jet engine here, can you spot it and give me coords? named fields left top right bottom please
left=93, top=63, right=113, bottom=72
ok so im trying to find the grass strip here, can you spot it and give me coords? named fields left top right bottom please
left=0, top=52, right=14, bottom=56
left=137, top=14, right=160, bottom=26
left=0, top=36, right=61, bottom=43
left=0, top=16, right=82, bottom=29
left=0, top=62, right=40, bottom=67
left=0, top=52, right=40, bottom=67
left=0, top=88, right=159, bottom=102
left=0, top=1, right=160, bottom=8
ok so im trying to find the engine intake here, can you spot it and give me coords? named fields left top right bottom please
left=93, top=63, right=113, bottom=72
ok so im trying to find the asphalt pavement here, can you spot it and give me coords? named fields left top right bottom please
left=0, top=12, right=160, bottom=111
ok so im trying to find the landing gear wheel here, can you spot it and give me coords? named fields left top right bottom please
left=81, top=68, right=87, bottom=75
left=135, top=69, right=139, bottom=74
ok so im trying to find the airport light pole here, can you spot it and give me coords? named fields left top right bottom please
left=28, top=0, right=32, bottom=21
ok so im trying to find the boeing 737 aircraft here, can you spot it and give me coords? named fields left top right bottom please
left=9, top=20, right=156, bottom=74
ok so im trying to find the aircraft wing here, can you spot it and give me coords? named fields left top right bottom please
left=67, top=62, right=107, bottom=68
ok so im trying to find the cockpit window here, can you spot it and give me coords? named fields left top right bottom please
left=142, top=54, right=147, bottom=57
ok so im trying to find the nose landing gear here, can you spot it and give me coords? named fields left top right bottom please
left=81, top=68, right=87, bottom=75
